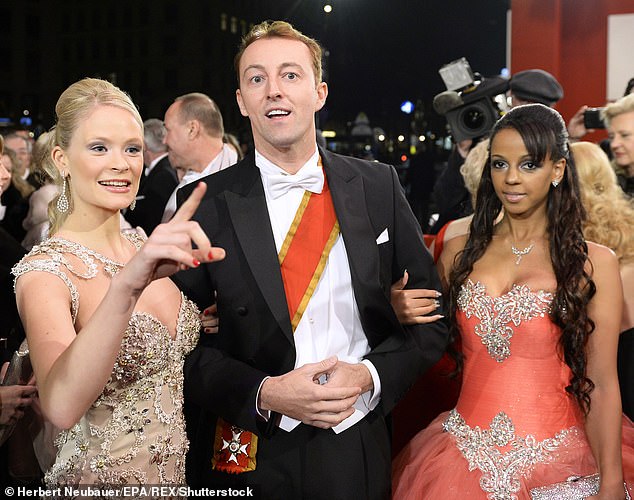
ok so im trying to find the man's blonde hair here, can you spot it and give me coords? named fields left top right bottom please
left=234, top=20, right=323, bottom=86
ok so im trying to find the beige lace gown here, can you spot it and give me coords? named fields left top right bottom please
left=12, top=233, right=200, bottom=486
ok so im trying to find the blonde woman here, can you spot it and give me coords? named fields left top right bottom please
left=603, top=93, right=634, bottom=197
left=0, top=148, right=33, bottom=242
left=12, top=78, right=224, bottom=486
left=429, top=139, right=491, bottom=262
left=573, top=140, right=634, bottom=420
left=1, top=148, right=34, bottom=199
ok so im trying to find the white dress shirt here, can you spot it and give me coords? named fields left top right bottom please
left=162, top=144, right=238, bottom=222
left=255, top=148, right=381, bottom=434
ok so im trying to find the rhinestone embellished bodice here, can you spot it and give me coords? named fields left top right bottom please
left=445, top=280, right=585, bottom=500
left=457, top=279, right=553, bottom=363
left=12, top=234, right=201, bottom=486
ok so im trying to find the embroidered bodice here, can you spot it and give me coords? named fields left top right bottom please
left=457, top=279, right=553, bottom=362
left=445, top=280, right=584, bottom=500
left=11, top=234, right=201, bottom=486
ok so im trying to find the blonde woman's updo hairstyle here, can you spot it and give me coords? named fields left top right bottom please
left=572, top=141, right=634, bottom=264
left=41, top=78, right=142, bottom=234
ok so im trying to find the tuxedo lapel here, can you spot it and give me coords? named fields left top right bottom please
left=139, top=166, right=149, bottom=192
left=224, top=161, right=294, bottom=343
left=149, top=157, right=176, bottom=182
left=141, top=157, right=176, bottom=192
left=322, top=152, right=380, bottom=304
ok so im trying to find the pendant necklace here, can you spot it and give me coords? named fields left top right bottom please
left=511, top=242, right=535, bottom=265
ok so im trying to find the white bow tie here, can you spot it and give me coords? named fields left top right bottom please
left=266, top=165, right=325, bottom=199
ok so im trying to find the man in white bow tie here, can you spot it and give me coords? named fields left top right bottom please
left=175, top=20, right=448, bottom=499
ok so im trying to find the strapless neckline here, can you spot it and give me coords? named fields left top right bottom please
left=461, top=278, right=555, bottom=301
left=457, top=279, right=554, bottom=362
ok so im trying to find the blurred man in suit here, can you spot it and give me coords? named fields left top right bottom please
left=126, top=119, right=177, bottom=234
left=161, top=93, right=237, bottom=222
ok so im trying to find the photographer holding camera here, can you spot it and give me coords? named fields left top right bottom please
left=429, top=65, right=563, bottom=234
left=567, top=78, right=634, bottom=198
left=568, top=77, right=634, bottom=144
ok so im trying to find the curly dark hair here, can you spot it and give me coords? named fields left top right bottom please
left=448, top=104, right=596, bottom=414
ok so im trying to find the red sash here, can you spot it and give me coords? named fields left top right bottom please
left=278, top=169, right=340, bottom=331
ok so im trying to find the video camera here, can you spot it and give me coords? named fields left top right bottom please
left=433, top=58, right=509, bottom=142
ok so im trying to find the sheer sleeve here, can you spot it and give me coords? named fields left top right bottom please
left=11, top=242, right=80, bottom=323
left=11, top=231, right=146, bottom=325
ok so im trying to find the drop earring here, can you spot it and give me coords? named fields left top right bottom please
left=56, top=175, right=69, bottom=213
left=129, top=199, right=136, bottom=211
left=551, top=179, right=559, bottom=188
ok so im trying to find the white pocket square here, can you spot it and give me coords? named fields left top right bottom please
left=376, top=228, right=389, bottom=245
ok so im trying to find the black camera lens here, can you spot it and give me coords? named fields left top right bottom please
left=462, top=107, right=486, bottom=131
left=445, top=97, right=500, bottom=142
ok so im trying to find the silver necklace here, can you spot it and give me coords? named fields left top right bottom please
left=511, top=242, right=535, bottom=265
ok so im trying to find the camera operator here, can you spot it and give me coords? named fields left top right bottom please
left=429, top=68, right=563, bottom=234
left=507, top=69, right=564, bottom=107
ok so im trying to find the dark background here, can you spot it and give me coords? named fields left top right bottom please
left=1, top=0, right=508, bottom=144
left=291, top=0, right=509, bottom=133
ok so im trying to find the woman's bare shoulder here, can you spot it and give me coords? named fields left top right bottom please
left=442, top=233, right=468, bottom=258
left=586, top=240, right=619, bottom=271
left=437, top=234, right=468, bottom=283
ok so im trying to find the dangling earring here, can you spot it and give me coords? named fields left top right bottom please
left=551, top=179, right=560, bottom=188
left=57, top=175, right=69, bottom=213
left=129, top=199, right=136, bottom=211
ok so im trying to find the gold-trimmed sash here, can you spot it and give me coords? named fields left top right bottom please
left=278, top=165, right=339, bottom=332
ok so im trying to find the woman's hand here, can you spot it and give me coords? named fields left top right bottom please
left=0, top=363, right=37, bottom=425
left=0, top=385, right=37, bottom=425
left=391, top=271, right=443, bottom=325
left=567, top=105, right=590, bottom=141
left=118, top=182, right=226, bottom=296
left=201, top=303, right=219, bottom=334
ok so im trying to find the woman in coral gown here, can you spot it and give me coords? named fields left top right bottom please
left=392, top=104, right=633, bottom=499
